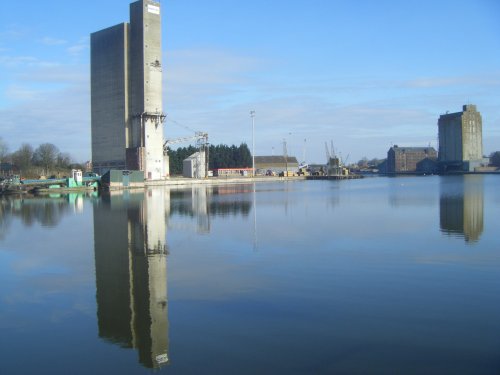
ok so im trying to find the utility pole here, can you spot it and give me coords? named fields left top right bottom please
left=283, top=138, right=288, bottom=176
left=250, top=110, right=255, bottom=177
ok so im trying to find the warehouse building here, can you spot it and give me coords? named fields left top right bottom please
left=254, top=156, right=299, bottom=175
left=387, top=146, right=437, bottom=174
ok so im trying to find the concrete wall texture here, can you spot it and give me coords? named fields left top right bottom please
left=91, top=23, right=129, bottom=172
left=438, top=105, right=483, bottom=170
left=91, top=0, right=165, bottom=180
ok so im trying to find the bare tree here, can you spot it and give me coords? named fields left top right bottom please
left=33, top=143, right=59, bottom=174
left=11, top=143, right=34, bottom=171
left=57, top=152, right=72, bottom=169
left=0, top=137, right=8, bottom=164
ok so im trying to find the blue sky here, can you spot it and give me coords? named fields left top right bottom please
left=1, top=0, right=499, bottom=163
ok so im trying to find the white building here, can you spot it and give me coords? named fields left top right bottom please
left=183, top=152, right=206, bottom=179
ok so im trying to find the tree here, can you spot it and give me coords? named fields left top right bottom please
left=168, top=143, right=253, bottom=175
left=237, top=143, right=252, bottom=167
left=0, top=137, right=8, bottom=164
left=56, top=152, right=72, bottom=169
left=490, top=151, right=500, bottom=167
left=11, top=143, right=34, bottom=171
left=33, top=143, right=59, bottom=173
left=357, top=157, right=368, bottom=168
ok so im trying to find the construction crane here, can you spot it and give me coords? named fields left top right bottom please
left=163, top=131, right=209, bottom=177
left=162, top=116, right=208, bottom=153
left=163, top=131, right=208, bottom=152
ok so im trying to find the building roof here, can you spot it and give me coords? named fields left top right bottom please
left=255, top=156, right=299, bottom=164
left=390, top=146, right=436, bottom=153
left=184, top=152, right=204, bottom=161
left=439, top=104, right=478, bottom=120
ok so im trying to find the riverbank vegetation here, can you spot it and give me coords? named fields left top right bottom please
left=168, top=143, right=252, bottom=175
left=0, top=138, right=83, bottom=178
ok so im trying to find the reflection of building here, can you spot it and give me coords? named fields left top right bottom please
left=440, top=175, right=484, bottom=242
left=93, top=189, right=169, bottom=368
left=387, top=146, right=437, bottom=174
left=168, top=185, right=252, bottom=232
left=438, top=105, right=483, bottom=172
left=91, top=0, right=165, bottom=179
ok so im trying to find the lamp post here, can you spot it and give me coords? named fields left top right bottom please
left=250, top=110, right=255, bottom=177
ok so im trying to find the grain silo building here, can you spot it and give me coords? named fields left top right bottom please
left=438, top=105, right=483, bottom=172
left=91, top=0, right=166, bottom=180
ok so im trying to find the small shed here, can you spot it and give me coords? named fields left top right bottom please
left=183, top=152, right=206, bottom=178
left=100, top=170, right=145, bottom=189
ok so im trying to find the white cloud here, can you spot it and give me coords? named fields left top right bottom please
left=66, top=36, right=89, bottom=57
left=4, top=85, right=41, bottom=101
left=16, top=65, right=87, bottom=84
left=0, top=25, right=27, bottom=41
left=0, top=55, right=59, bottom=68
left=404, top=75, right=500, bottom=89
left=39, top=36, right=67, bottom=46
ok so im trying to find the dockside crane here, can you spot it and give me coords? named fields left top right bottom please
left=163, top=116, right=209, bottom=177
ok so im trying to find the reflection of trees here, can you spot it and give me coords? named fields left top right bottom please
left=170, top=200, right=251, bottom=217
left=169, top=186, right=252, bottom=218
left=440, top=175, right=484, bottom=243
left=209, top=201, right=251, bottom=216
left=0, top=196, right=71, bottom=228
left=0, top=199, right=13, bottom=239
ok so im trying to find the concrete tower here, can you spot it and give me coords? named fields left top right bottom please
left=438, top=104, right=483, bottom=172
left=91, top=0, right=165, bottom=180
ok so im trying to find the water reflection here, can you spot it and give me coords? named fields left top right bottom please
left=169, top=185, right=252, bottom=233
left=93, top=189, right=169, bottom=369
left=91, top=185, right=253, bottom=368
left=0, top=193, right=90, bottom=233
left=440, top=175, right=484, bottom=243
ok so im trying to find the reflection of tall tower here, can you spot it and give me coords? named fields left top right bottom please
left=440, top=175, right=484, bottom=242
left=93, top=190, right=169, bottom=368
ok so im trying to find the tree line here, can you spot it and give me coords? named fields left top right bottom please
left=0, top=138, right=81, bottom=178
left=168, top=143, right=252, bottom=175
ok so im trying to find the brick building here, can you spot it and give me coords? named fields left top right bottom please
left=387, top=146, right=437, bottom=174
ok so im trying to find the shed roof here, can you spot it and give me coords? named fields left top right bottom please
left=390, top=146, right=436, bottom=154
left=255, top=156, right=299, bottom=164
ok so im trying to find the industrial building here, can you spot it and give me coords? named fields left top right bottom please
left=91, top=0, right=166, bottom=180
left=254, top=156, right=299, bottom=175
left=183, top=152, right=207, bottom=178
left=438, top=104, right=484, bottom=172
left=387, top=146, right=437, bottom=174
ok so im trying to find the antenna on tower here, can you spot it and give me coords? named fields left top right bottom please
left=302, top=138, right=307, bottom=165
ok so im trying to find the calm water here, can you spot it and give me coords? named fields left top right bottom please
left=1, top=175, right=499, bottom=374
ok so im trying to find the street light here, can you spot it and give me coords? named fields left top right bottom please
left=250, top=110, right=255, bottom=177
